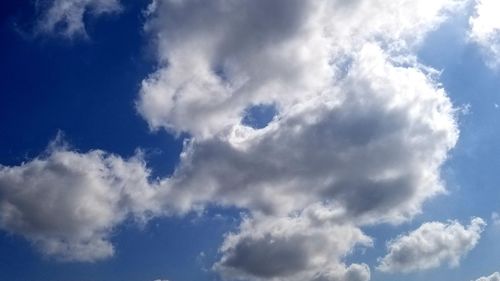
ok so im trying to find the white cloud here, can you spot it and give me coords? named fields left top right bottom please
left=473, top=272, right=500, bottom=281
left=469, top=0, right=500, bottom=69
left=0, top=139, right=159, bottom=261
left=36, top=0, right=123, bottom=37
left=140, top=0, right=461, bottom=226
left=377, top=218, right=486, bottom=273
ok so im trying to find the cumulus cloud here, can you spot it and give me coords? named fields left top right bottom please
left=1, top=0, right=469, bottom=280
left=377, top=218, right=486, bottom=273
left=139, top=0, right=461, bottom=224
left=214, top=204, right=372, bottom=281
left=36, top=0, right=123, bottom=37
left=0, top=138, right=159, bottom=261
left=469, top=0, right=500, bottom=69
left=473, top=272, right=500, bottom=281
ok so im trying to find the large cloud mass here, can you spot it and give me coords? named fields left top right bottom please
left=140, top=0, right=460, bottom=220
left=159, top=43, right=458, bottom=223
left=377, top=218, right=486, bottom=273
left=136, top=1, right=462, bottom=279
left=0, top=0, right=470, bottom=280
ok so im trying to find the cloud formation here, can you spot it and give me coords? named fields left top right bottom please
left=36, top=0, right=122, bottom=37
left=136, top=2, right=463, bottom=279
left=377, top=218, right=486, bottom=273
left=159, top=43, right=458, bottom=223
left=0, top=0, right=471, bottom=279
left=139, top=0, right=461, bottom=221
left=473, top=272, right=500, bottom=281
left=469, top=0, right=500, bottom=68
left=0, top=139, right=158, bottom=261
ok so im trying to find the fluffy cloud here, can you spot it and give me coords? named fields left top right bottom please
left=141, top=0, right=460, bottom=223
left=377, top=218, right=486, bottom=273
left=36, top=0, right=123, bottom=37
left=214, top=204, right=372, bottom=281
left=469, top=0, right=500, bottom=69
left=0, top=139, right=158, bottom=261
left=473, top=272, right=500, bottom=281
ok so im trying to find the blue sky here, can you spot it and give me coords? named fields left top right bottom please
left=1, top=1, right=500, bottom=281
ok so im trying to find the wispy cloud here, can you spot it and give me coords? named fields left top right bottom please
left=36, top=0, right=123, bottom=38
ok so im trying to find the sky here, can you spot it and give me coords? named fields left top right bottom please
left=0, top=1, right=500, bottom=281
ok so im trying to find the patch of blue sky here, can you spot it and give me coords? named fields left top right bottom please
left=0, top=1, right=184, bottom=178
left=241, top=103, right=278, bottom=129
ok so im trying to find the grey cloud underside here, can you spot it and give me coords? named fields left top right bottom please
left=214, top=207, right=372, bottom=281
left=0, top=0, right=475, bottom=280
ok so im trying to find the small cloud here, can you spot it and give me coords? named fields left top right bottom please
left=35, top=0, right=123, bottom=38
left=196, top=251, right=209, bottom=272
left=472, top=272, right=500, bottom=281
left=377, top=218, right=486, bottom=273
left=491, top=212, right=500, bottom=226
left=459, top=103, right=472, bottom=115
